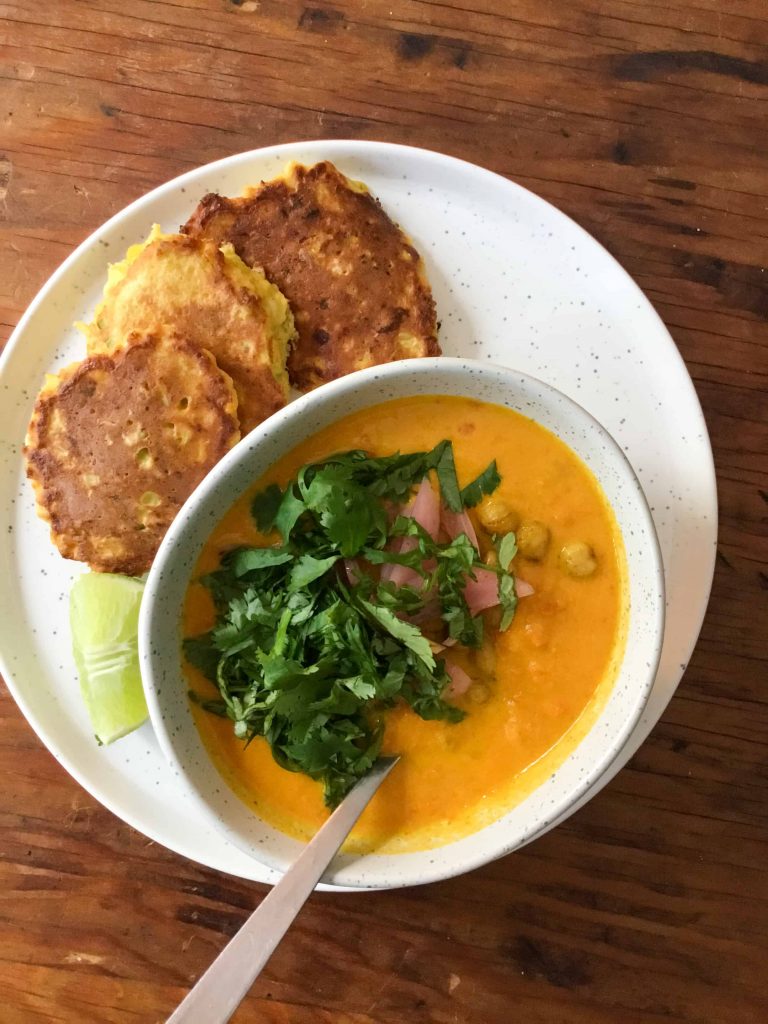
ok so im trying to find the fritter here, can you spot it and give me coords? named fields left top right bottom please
left=25, top=332, right=240, bottom=575
left=80, top=227, right=295, bottom=432
left=182, top=161, right=440, bottom=391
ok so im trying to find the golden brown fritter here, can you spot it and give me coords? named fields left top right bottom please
left=25, top=332, right=240, bottom=575
left=182, top=161, right=440, bottom=391
left=81, top=229, right=295, bottom=433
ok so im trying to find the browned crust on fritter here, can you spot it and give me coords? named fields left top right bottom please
left=87, top=234, right=288, bottom=433
left=24, top=333, right=240, bottom=575
left=182, top=161, right=440, bottom=391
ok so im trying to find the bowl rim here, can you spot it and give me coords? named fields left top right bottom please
left=139, top=356, right=666, bottom=888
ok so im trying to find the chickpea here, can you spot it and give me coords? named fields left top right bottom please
left=560, top=541, right=598, bottom=577
left=476, top=495, right=520, bottom=535
left=517, top=520, right=551, bottom=561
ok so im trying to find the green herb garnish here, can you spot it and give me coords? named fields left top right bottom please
left=185, top=442, right=518, bottom=807
left=461, top=460, right=501, bottom=508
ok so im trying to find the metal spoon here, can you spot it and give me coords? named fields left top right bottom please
left=166, top=756, right=400, bottom=1024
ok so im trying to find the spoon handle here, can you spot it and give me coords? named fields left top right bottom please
left=166, top=756, right=399, bottom=1024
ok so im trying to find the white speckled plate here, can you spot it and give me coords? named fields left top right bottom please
left=0, top=141, right=716, bottom=889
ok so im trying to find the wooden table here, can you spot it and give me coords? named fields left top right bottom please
left=1, top=2, right=766, bottom=1021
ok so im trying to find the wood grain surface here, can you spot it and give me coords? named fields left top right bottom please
left=1, top=2, right=767, bottom=1022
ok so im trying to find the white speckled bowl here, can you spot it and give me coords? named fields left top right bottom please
left=140, top=357, right=664, bottom=889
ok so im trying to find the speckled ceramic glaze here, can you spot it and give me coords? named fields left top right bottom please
left=140, top=358, right=665, bottom=889
left=0, top=141, right=716, bottom=887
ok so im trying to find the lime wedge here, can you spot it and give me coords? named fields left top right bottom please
left=70, top=573, right=148, bottom=744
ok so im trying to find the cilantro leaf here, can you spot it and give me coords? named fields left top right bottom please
left=499, top=574, right=518, bottom=630
left=251, top=483, right=283, bottom=532
left=498, top=532, right=518, bottom=571
left=461, top=460, right=501, bottom=508
left=288, top=553, right=339, bottom=591
left=357, top=599, right=435, bottom=669
left=302, top=468, right=379, bottom=556
left=321, top=449, right=431, bottom=503
left=431, top=440, right=462, bottom=512
left=183, top=633, right=219, bottom=681
left=363, top=452, right=432, bottom=502
left=231, top=546, right=294, bottom=575
left=274, top=487, right=306, bottom=542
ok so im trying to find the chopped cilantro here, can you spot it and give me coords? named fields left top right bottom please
left=461, top=460, right=501, bottom=508
left=251, top=483, right=282, bottom=532
left=431, top=439, right=462, bottom=512
left=498, top=531, right=518, bottom=571
left=184, top=441, right=520, bottom=807
left=498, top=573, right=518, bottom=631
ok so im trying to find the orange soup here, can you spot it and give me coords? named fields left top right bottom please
left=182, top=396, right=626, bottom=852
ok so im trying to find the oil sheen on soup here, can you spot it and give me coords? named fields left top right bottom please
left=182, top=396, right=627, bottom=853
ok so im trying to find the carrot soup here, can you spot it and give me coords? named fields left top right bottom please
left=182, top=395, right=626, bottom=853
